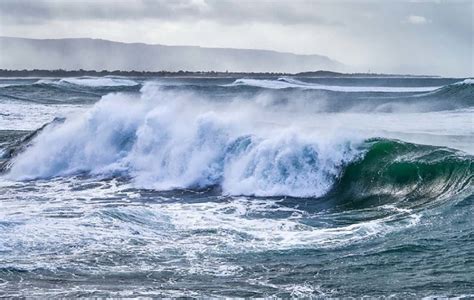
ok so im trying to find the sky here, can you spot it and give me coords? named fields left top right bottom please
left=0, top=0, right=472, bottom=76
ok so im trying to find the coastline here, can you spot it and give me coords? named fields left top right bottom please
left=0, top=69, right=439, bottom=78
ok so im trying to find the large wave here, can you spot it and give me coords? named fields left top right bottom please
left=4, top=83, right=473, bottom=200
left=4, top=84, right=363, bottom=197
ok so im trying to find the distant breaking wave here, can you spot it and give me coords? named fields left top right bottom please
left=58, top=77, right=139, bottom=87
left=0, top=77, right=142, bottom=104
left=0, top=76, right=472, bottom=113
left=225, top=77, right=444, bottom=92
left=0, top=77, right=140, bottom=89
left=1, top=76, right=472, bottom=94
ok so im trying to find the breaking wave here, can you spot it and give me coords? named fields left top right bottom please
left=0, top=77, right=140, bottom=89
left=0, top=77, right=141, bottom=104
left=226, top=77, right=443, bottom=92
left=57, top=77, right=139, bottom=87
left=3, top=84, right=473, bottom=201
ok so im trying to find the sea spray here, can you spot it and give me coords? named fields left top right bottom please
left=7, top=84, right=363, bottom=197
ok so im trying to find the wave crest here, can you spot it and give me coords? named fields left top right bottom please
left=4, top=83, right=473, bottom=199
left=227, top=77, right=442, bottom=92
left=58, top=77, right=139, bottom=87
left=6, top=86, right=362, bottom=197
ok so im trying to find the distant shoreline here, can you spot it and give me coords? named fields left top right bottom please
left=0, top=69, right=439, bottom=78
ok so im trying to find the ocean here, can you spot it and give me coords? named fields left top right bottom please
left=0, top=75, right=472, bottom=297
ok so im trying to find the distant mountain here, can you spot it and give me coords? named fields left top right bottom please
left=0, top=37, right=343, bottom=73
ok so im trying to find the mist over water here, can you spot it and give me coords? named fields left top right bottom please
left=0, top=75, right=473, bottom=297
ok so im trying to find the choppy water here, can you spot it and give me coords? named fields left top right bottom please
left=0, top=75, right=473, bottom=297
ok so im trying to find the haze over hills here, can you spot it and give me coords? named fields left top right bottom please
left=0, top=37, right=343, bottom=73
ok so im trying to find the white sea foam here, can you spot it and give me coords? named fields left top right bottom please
left=34, top=79, right=56, bottom=85
left=0, top=180, right=420, bottom=260
left=453, top=78, right=474, bottom=85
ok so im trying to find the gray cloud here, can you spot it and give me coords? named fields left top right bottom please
left=0, top=0, right=340, bottom=26
left=0, top=0, right=472, bottom=76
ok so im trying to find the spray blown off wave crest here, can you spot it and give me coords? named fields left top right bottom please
left=6, top=84, right=363, bottom=197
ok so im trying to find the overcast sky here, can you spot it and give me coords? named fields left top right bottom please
left=0, top=0, right=472, bottom=76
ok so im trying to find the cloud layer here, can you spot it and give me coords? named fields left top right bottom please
left=0, top=0, right=472, bottom=76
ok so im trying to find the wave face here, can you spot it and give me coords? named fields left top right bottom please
left=331, top=139, right=473, bottom=207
